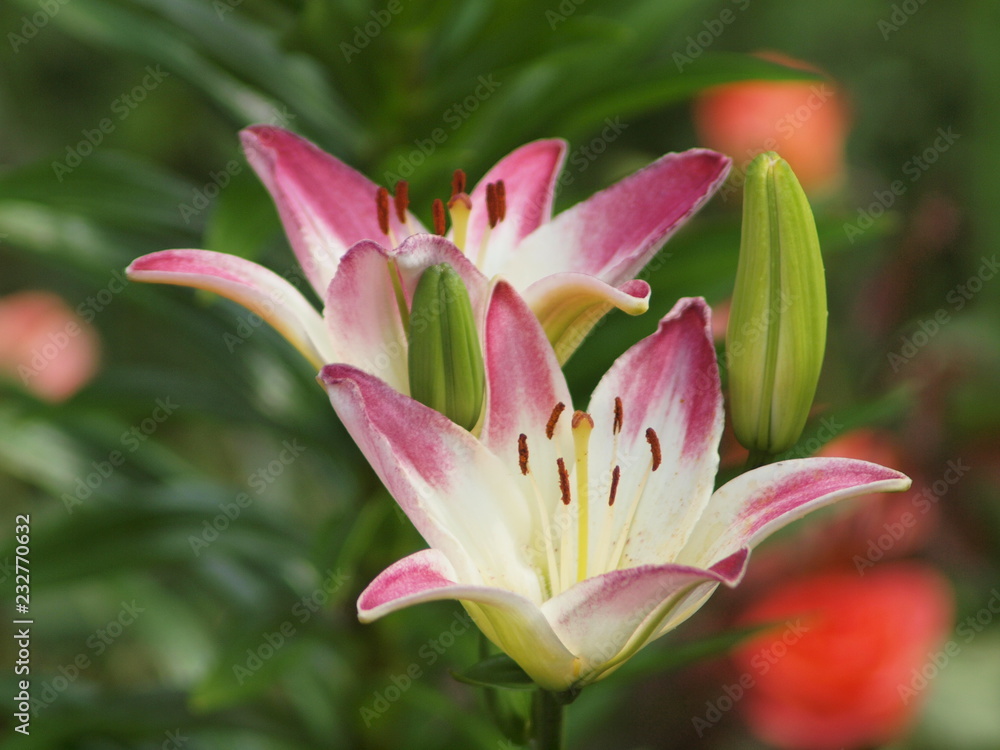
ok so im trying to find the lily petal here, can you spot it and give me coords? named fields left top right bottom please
left=506, top=149, right=731, bottom=288
left=390, top=234, right=490, bottom=313
left=521, top=274, right=650, bottom=364
left=586, top=297, right=724, bottom=568
left=321, top=241, right=410, bottom=393
left=126, top=249, right=333, bottom=368
left=359, top=548, right=578, bottom=691
left=480, top=280, right=575, bottom=540
left=543, top=551, right=748, bottom=686
left=324, top=236, right=488, bottom=394
left=465, top=139, right=567, bottom=275
left=679, top=458, right=912, bottom=570
left=241, top=126, right=421, bottom=296
left=319, top=364, right=540, bottom=599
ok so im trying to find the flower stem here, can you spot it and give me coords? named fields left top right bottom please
left=532, top=690, right=565, bottom=750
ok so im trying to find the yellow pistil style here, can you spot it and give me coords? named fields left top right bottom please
left=572, top=410, right=594, bottom=582
left=449, top=193, right=472, bottom=251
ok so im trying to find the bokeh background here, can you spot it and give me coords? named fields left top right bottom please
left=1, top=0, right=998, bottom=748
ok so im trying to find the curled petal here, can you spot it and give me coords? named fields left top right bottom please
left=522, top=275, right=650, bottom=364
left=126, top=249, right=333, bottom=368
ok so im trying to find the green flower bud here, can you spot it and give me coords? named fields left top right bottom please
left=727, top=152, right=827, bottom=455
left=408, top=264, right=485, bottom=431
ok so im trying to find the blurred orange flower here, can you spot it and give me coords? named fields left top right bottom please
left=733, top=563, right=954, bottom=750
left=0, top=291, right=100, bottom=402
left=693, top=51, right=851, bottom=195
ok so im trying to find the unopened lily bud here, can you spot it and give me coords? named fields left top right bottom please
left=727, top=152, right=827, bottom=455
left=408, top=264, right=485, bottom=431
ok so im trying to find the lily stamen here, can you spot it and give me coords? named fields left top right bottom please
left=646, top=427, right=662, bottom=471
left=432, top=198, right=447, bottom=236
left=546, top=402, right=566, bottom=439
left=376, top=186, right=391, bottom=236
left=518, top=433, right=530, bottom=475
left=556, top=457, right=571, bottom=506
left=496, top=180, right=507, bottom=221
left=486, top=183, right=499, bottom=228
left=393, top=180, right=410, bottom=225
left=609, top=465, right=621, bottom=506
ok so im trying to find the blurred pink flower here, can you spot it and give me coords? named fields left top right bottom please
left=694, top=51, right=851, bottom=195
left=733, top=563, right=954, bottom=750
left=0, top=291, right=100, bottom=401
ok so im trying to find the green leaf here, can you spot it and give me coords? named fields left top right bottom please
left=450, top=654, right=536, bottom=691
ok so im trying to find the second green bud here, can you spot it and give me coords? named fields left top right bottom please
left=408, top=263, right=485, bottom=432
left=727, top=152, right=827, bottom=456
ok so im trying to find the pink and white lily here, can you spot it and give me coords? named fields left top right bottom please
left=126, top=127, right=731, bottom=389
left=321, top=287, right=910, bottom=692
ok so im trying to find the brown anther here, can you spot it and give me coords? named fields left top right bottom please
left=613, top=397, right=623, bottom=435
left=518, top=433, right=529, bottom=476
left=609, top=465, right=621, bottom=506
left=645, top=428, right=662, bottom=471
left=545, top=402, right=566, bottom=439
left=496, top=180, right=506, bottom=221
left=486, top=182, right=499, bottom=228
left=451, top=169, right=467, bottom=198
left=571, top=410, right=594, bottom=430
left=376, top=187, right=390, bottom=235
left=393, top=181, right=409, bottom=223
left=432, top=198, right=446, bottom=236
left=556, top=457, right=571, bottom=505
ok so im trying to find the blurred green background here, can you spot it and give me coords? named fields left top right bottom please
left=1, top=0, right=998, bottom=748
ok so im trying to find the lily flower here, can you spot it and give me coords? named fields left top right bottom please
left=320, top=286, right=911, bottom=691
left=126, top=127, right=731, bottom=387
